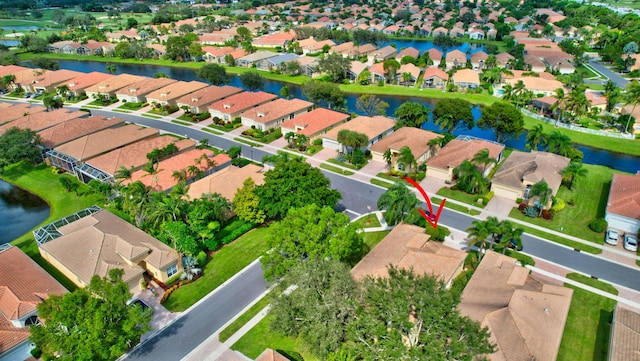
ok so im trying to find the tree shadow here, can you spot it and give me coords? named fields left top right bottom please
left=596, top=180, right=612, bottom=218
left=276, top=349, right=304, bottom=361
left=593, top=308, right=614, bottom=361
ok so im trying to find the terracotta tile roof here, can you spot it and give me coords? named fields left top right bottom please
left=428, top=48, right=443, bottom=61
left=176, top=85, right=243, bottom=109
left=371, top=45, right=397, bottom=59
left=0, top=65, right=28, bottom=78
left=237, top=51, right=279, bottom=63
left=279, top=108, right=349, bottom=138
left=0, top=103, right=46, bottom=125
left=252, top=31, right=296, bottom=46
left=502, top=70, right=556, bottom=81
left=452, top=69, right=480, bottom=84
left=86, top=137, right=195, bottom=176
left=241, top=98, right=313, bottom=124
left=30, top=69, right=84, bottom=89
left=330, top=41, right=355, bottom=54
left=370, top=127, right=440, bottom=159
left=504, top=76, right=564, bottom=93
left=471, top=51, right=489, bottom=63
left=208, top=91, right=277, bottom=115
left=202, top=46, right=236, bottom=57
left=492, top=151, right=570, bottom=195
left=256, top=348, right=289, bottom=361
left=41, top=210, right=179, bottom=285
left=368, top=62, right=386, bottom=76
left=66, top=72, right=114, bottom=92
left=0, top=316, right=30, bottom=354
left=427, top=137, right=504, bottom=171
left=187, top=164, right=265, bottom=201
left=349, top=61, right=368, bottom=76
left=38, top=115, right=125, bottom=148
left=351, top=223, right=467, bottom=285
left=607, top=173, right=640, bottom=219
left=126, top=150, right=231, bottom=192
left=609, top=306, right=640, bottom=361
left=0, top=109, right=86, bottom=134
left=459, top=251, right=572, bottom=361
left=397, top=63, right=422, bottom=79
left=53, top=124, right=158, bottom=162
left=422, top=67, right=448, bottom=80
left=12, top=68, right=44, bottom=86
left=115, top=77, right=177, bottom=98
left=396, top=47, right=420, bottom=60
left=323, top=115, right=396, bottom=142
left=84, top=74, right=146, bottom=95
left=145, top=81, right=209, bottom=103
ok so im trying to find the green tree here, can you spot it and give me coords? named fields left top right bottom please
left=529, top=180, right=552, bottom=213
left=30, top=269, right=152, bottom=361
left=161, top=220, right=200, bottom=256
left=382, top=58, right=401, bottom=83
left=337, top=129, right=368, bottom=158
left=546, top=130, right=573, bottom=157
left=393, top=101, right=429, bottom=129
left=43, top=96, right=64, bottom=111
left=106, top=64, right=117, bottom=74
left=196, top=63, right=230, bottom=85
left=58, top=176, right=79, bottom=196
left=0, top=127, right=42, bottom=169
left=318, top=52, right=352, bottom=82
left=477, top=101, right=524, bottom=142
left=233, top=178, right=266, bottom=224
left=453, top=160, right=486, bottom=194
left=256, top=156, right=341, bottom=219
left=280, top=85, right=290, bottom=99
left=261, top=204, right=363, bottom=280
left=624, top=80, right=640, bottom=132
left=466, top=219, right=491, bottom=254
left=432, top=98, right=474, bottom=133
left=239, top=71, right=265, bottom=91
left=560, top=162, right=588, bottom=190
left=236, top=26, right=252, bottom=42
left=471, top=148, right=497, bottom=171
left=496, top=220, right=524, bottom=254
left=302, top=80, right=345, bottom=109
left=355, top=94, right=389, bottom=116
left=397, top=146, right=417, bottom=174
left=525, top=124, right=547, bottom=151
left=383, top=149, right=392, bottom=167
left=377, top=182, right=419, bottom=225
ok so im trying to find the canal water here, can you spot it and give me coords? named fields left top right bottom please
left=0, top=180, right=49, bottom=244
left=27, top=59, right=640, bottom=173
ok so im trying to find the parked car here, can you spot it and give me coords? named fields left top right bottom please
left=605, top=229, right=620, bottom=245
left=624, top=234, right=638, bottom=252
left=23, top=92, right=32, bottom=98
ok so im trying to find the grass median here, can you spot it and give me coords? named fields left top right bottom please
left=219, top=295, right=271, bottom=343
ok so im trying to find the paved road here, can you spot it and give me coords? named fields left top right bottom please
left=124, top=261, right=268, bottom=361
left=588, top=61, right=629, bottom=88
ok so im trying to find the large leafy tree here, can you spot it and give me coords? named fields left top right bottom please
left=30, top=269, right=152, bottom=361
left=432, top=98, right=475, bottom=133
left=377, top=182, right=419, bottom=225
left=355, top=94, right=389, bottom=116
left=233, top=178, right=266, bottom=224
left=454, top=160, right=487, bottom=194
left=0, top=127, right=42, bottom=169
left=239, top=71, right=265, bottom=91
left=256, top=156, right=341, bottom=220
left=261, top=204, right=363, bottom=280
left=318, top=52, right=352, bottom=82
left=393, top=101, right=429, bottom=129
left=477, top=101, right=524, bottom=142
left=302, top=80, right=345, bottom=109
left=196, top=63, right=230, bottom=85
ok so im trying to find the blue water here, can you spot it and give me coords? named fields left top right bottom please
left=2, top=26, right=40, bottom=31
left=0, top=180, right=49, bottom=244
left=33, top=59, right=640, bottom=174
left=380, top=39, right=486, bottom=55
left=0, top=40, right=20, bottom=47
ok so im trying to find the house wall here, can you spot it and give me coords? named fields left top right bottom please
left=322, top=138, right=342, bottom=151
left=426, top=165, right=452, bottom=181
left=491, top=183, right=523, bottom=200
left=146, top=260, right=183, bottom=284
left=423, top=77, right=446, bottom=89
left=605, top=213, right=640, bottom=234
left=116, top=94, right=144, bottom=103
left=39, top=247, right=88, bottom=289
left=0, top=340, right=33, bottom=361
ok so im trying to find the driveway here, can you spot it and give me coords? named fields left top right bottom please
left=484, top=195, right=517, bottom=217
left=588, top=61, right=629, bottom=88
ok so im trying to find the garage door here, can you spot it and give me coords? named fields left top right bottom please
left=322, top=138, right=341, bottom=151
left=492, top=185, right=520, bottom=201
left=606, top=213, right=640, bottom=233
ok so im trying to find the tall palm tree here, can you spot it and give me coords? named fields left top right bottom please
left=114, top=165, right=135, bottom=183
left=512, top=80, right=526, bottom=108
left=624, top=80, right=640, bottom=132
left=284, top=131, right=296, bottom=148
left=546, top=130, right=573, bottom=157
left=454, top=160, right=487, bottom=194
left=565, top=87, right=590, bottom=122
left=466, top=220, right=491, bottom=256
left=604, top=80, right=620, bottom=113
left=529, top=181, right=552, bottom=214
left=434, top=113, right=456, bottom=134
left=550, top=88, right=567, bottom=124
left=471, top=148, right=496, bottom=174
left=402, top=72, right=412, bottom=86
left=172, top=169, right=187, bottom=184
left=501, top=83, right=514, bottom=103
left=397, top=146, right=417, bottom=174
left=484, top=216, right=502, bottom=247
left=525, top=124, right=547, bottom=151
left=560, top=162, right=588, bottom=190
left=377, top=182, right=419, bottom=226
left=497, top=220, right=524, bottom=254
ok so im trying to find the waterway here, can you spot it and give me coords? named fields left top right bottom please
left=26, top=59, right=640, bottom=173
left=0, top=180, right=49, bottom=244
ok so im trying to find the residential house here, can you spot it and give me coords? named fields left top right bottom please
left=346, top=43, right=376, bottom=58
left=208, top=91, right=277, bottom=123
left=0, top=65, right=28, bottom=79
left=370, top=127, right=441, bottom=172
left=605, top=173, right=640, bottom=233
left=422, top=67, right=448, bottom=90
left=449, top=26, right=465, bottom=38
left=8, top=67, right=43, bottom=92
left=452, top=68, right=480, bottom=89
left=0, top=245, right=67, bottom=360
left=0, top=103, right=46, bottom=125
left=252, top=31, right=296, bottom=48
left=46, top=40, right=113, bottom=56
left=396, top=63, right=421, bottom=86
left=38, top=209, right=182, bottom=293
left=256, top=53, right=301, bottom=71
left=459, top=250, right=572, bottom=361
left=503, top=76, right=564, bottom=97
left=351, top=224, right=466, bottom=288
left=46, top=124, right=158, bottom=175
left=369, top=45, right=398, bottom=62
left=426, top=136, right=504, bottom=182
left=368, top=62, right=387, bottom=83
left=586, top=90, right=607, bottom=110
left=432, top=27, right=448, bottom=37
left=395, top=47, right=420, bottom=62
left=0, top=109, right=86, bottom=135
left=187, top=164, right=265, bottom=201
left=241, top=98, right=313, bottom=131
left=115, top=77, right=178, bottom=103
left=202, top=46, right=236, bottom=64
left=256, top=349, right=289, bottom=361
left=427, top=48, right=443, bottom=63
left=495, top=52, right=515, bottom=68
left=85, top=74, right=146, bottom=100
left=524, top=54, right=548, bottom=73
left=198, top=32, right=235, bottom=45
left=64, top=72, right=114, bottom=98
left=145, top=81, right=209, bottom=107
left=125, top=150, right=231, bottom=192
left=76, top=137, right=195, bottom=184
left=297, top=38, right=335, bottom=55
left=280, top=108, right=350, bottom=140
left=470, top=51, right=489, bottom=70
left=147, top=44, right=166, bottom=59
left=330, top=41, right=355, bottom=57
left=445, top=50, right=467, bottom=70
left=469, top=29, right=485, bottom=39
left=383, top=25, right=400, bottom=36
left=105, top=29, right=140, bottom=42
left=322, top=115, right=396, bottom=151
left=608, top=306, right=640, bottom=361
left=176, top=85, right=243, bottom=114
left=491, top=151, right=570, bottom=208
left=38, top=115, right=125, bottom=150
left=236, top=51, right=279, bottom=67
left=346, top=61, right=368, bottom=81
left=545, top=56, right=576, bottom=74
left=295, top=56, right=320, bottom=76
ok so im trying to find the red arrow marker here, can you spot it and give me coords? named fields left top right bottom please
left=405, top=177, right=447, bottom=229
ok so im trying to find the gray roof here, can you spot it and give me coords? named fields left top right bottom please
left=238, top=50, right=279, bottom=63
left=265, top=53, right=301, bottom=65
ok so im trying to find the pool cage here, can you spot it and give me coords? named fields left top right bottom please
left=33, top=206, right=102, bottom=245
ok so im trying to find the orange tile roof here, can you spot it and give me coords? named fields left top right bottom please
left=145, top=81, right=209, bottom=103
left=452, top=69, right=480, bottom=85
left=0, top=103, right=47, bottom=125
left=607, top=173, right=640, bottom=219
left=176, top=85, right=243, bottom=109
left=38, top=115, right=125, bottom=148
left=492, top=150, right=570, bottom=195
left=280, top=108, right=349, bottom=138
left=427, top=137, right=504, bottom=171
left=84, top=74, right=146, bottom=95
left=115, top=77, right=178, bottom=98
left=187, top=164, right=265, bottom=201
left=241, top=98, right=313, bottom=124
left=0, top=65, right=28, bottom=77
left=66, top=72, right=114, bottom=92
left=256, top=349, right=289, bottom=361
left=208, top=91, right=277, bottom=116
left=369, top=127, right=440, bottom=158
left=609, top=306, right=640, bottom=361
left=32, top=69, right=83, bottom=88
left=0, top=109, right=86, bottom=134
left=423, top=66, right=448, bottom=80
left=324, top=115, right=396, bottom=142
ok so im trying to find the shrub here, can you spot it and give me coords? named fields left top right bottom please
left=313, top=138, right=322, bottom=146
left=518, top=203, right=528, bottom=211
left=541, top=209, right=553, bottom=220
left=232, top=117, right=242, bottom=124
left=424, top=225, right=451, bottom=242
left=204, top=238, right=221, bottom=251
left=219, top=222, right=256, bottom=245
left=196, top=250, right=207, bottom=266
left=551, top=198, right=565, bottom=212
left=335, top=154, right=347, bottom=163
left=30, top=347, right=42, bottom=359
left=523, top=206, right=539, bottom=217
left=515, top=197, right=523, bottom=204
left=232, top=157, right=252, bottom=167
left=589, top=218, right=608, bottom=233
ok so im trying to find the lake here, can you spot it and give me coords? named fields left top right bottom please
left=0, top=180, right=49, bottom=244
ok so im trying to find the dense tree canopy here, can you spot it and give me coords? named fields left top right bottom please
left=432, top=98, right=475, bottom=134
left=477, top=101, right=524, bottom=142
left=0, top=127, right=42, bottom=169
left=196, top=63, right=230, bottom=85
left=31, top=269, right=152, bottom=361
left=318, top=52, right=352, bottom=83
left=302, top=80, right=345, bottom=109
left=393, top=101, right=429, bottom=129
left=238, top=71, right=265, bottom=91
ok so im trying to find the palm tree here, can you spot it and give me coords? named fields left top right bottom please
left=383, top=149, right=393, bottom=168
left=466, top=220, right=491, bottom=256
left=624, top=80, right=640, bottom=132
left=565, top=87, right=590, bottom=122
left=284, top=131, right=296, bottom=149
left=497, top=220, right=524, bottom=254
left=426, top=137, right=442, bottom=158
left=604, top=80, right=620, bottom=113
left=560, top=162, right=588, bottom=190
left=550, top=88, right=567, bottom=124
left=546, top=130, right=573, bottom=157
left=402, top=72, right=412, bottom=86
left=377, top=182, right=419, bottom=226
left=512, top=80, right=526, bottom=108
left=397, top=146, right=417, bottom=174
left=294, top=134, right=309, bottom=151
left=470, top=148, right=496, bottom=174
left=172, top=169, right=187, bottom=184
left=484, top=216, right=502, bottom=248
left=501, top=83, right=514, bottom=103
left=434, top=114, right=456, bottom=134
left=525, top=124, right=547, bottom=151
left=114, top=165, right=135, bottom=183
left=454, top=160, right=487, bottom=194
left=529, top=180, right=552, bottom=214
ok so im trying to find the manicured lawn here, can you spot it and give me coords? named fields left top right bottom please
left=319, top=163, right=355, bottom=176
left=352, top=214, right=382, bottom=229
left=327, top=158, right=364, bottom=170
left=234, top=137, right=262, bottom=147
left=162, top=226, right=270, bottom=312
left=436, top=187, right=487, bottom=208
left=509, top=164, right=618, bottom=245
left=231, top=315, right=319, bottom=361
left=340, top=83, right=497, bottom=106
left=370, top=178, right=393, bottom=188
left=219, top=294, right=271, bottom=342
left=557, top=273, right=618, bottom=361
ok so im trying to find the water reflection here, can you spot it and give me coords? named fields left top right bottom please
left=0, top=180, right=49, bottom=244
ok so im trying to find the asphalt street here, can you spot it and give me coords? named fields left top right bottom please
left=588, top=61, right=629, bottom=88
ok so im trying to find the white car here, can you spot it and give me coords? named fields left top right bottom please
left=624, top=234, right=638, bottom=252
left=605, top=229, right=620, bottom=245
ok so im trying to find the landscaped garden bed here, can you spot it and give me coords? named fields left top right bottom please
left=178, top=111, right=211, bottom=122
left=242, top=127, right=282, bottom=144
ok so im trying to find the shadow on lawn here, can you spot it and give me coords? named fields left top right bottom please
left=593, top=308, right=614, bottom=361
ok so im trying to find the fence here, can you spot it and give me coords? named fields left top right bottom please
left=521, top=109, right=634, bottom=140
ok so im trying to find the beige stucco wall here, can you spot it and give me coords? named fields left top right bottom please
left=491, top=183, right=523, bottom=200
left=147, top=260, right=183, bottom=284
left=39, top=247, right=88, bottom=289
left=427, top=166, right=452, bottom=181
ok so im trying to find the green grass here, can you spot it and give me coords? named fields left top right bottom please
left=509, top=164, right=618, bottom=245
left=319, top=163, right=355, bottom=176
left=358, top=231, right=390, bottom=261
left=111, top=109, right=132, bottom=114
left=436, top=187, right=487, bottom=208
left=326, top=158, right=364, bottom=170
left=219, top=295, right=271, bottom=343
left=352, top=214, right=382, bottom=229
left=162, top=227, right=270, bottom=312
left=202, top=128, right=223, bottom=135
left=207, top=123, right=235, bottom=132
left=370, top=178, right=394, bottom=188
left=432, top=196, right=482, bottom=216
left=171, top=120, right=192, bottom=126
left=557, top=273, right=618, bottom=361
left=375, top=172, right=408, bottom=185
left=142, top=113, right=162, bottom=119
left=234, top=137, right=262, bottom=147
